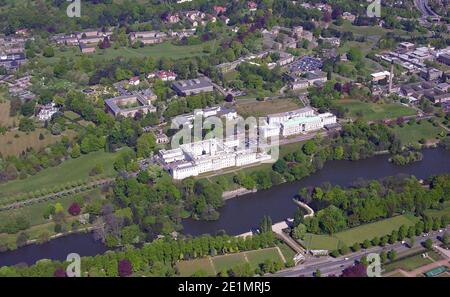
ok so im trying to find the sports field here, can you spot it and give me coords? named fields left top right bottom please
left=176, top=247, right=285, bottom=276
left=303, top=215, right=419, bottom=250
left=383, top=254, right=434, bottom=273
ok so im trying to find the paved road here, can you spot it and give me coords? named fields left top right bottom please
left=414, top=0, right=439, bottom=20
left=274, top=227, right=449, bottom=277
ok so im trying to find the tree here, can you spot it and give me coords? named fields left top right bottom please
left=16, top=232, right=29, bottom=248
left=136, top=133, right=156, bottom=158
left=68, top=203, right=81, bottom=216
left=442, top=232, right=449, bottom=247
left=362, top=239, right=371, bottom=249
left=259, top=216, right=272, bottom=233
left=71, top=143, right=81, bottom=158
left=380, top=251, right=387, bottom=264
left=387, top=250, right=397, bottom=261
left=43, top=46, right=55, bottom=57
left=302, top=140, right=317, bottom=155
left=352, top=242, right=361, bottom=252
left=423, top=238, right=433, bottom=250
left=118, top=259, right=133, bottom=277
left=315, top=269, right=321, bottom=277
left=292, top=224, right=307, bottom=240
left=341, top=263, right=367, bottom=277
left=19, top=118, right=35, bottom=132
left=409, top=237, right=415, bottom=248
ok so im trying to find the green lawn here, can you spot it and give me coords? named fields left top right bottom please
left=0, top=151, right=118, bottom=199
left=302, top=233, right=340, bottom=251
left=245, top=248, right=284, bottom=269
left=213, top=253, right=247, bottom=273
left=276, top=242, right=297, bottom=261
left=176, top=247, right=284, bottom=276
left=383, top=254, right=433, bottom=273
left=335, top=100, right=416, bottom=122
left=0, top=189, right=102, bottom=227
left=304, top=215, right=418, bottom=250
left=176, top=258, right=216, bottom=277
left=391, top=120, right=445, bottom=146
left=47, top=41, right=216, bottom=63
left=334, top=215, right=418, bottom=246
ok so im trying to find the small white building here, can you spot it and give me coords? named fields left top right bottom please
left=37, top=103, right=59, bottom=121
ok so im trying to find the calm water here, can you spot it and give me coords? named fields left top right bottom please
left=0, top=148, right=449, bottom=267
left=0, top=233, right=108, bottom=267
left=182, top=148, right=450, bottom=236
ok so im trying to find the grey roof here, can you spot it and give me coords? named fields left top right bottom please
left=105, top=94, right=151, bottom=114
left=172, top=77, right=213, bottom=92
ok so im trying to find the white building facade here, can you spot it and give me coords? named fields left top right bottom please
left=259, top=107, right=337, bottom=138
left=158, top=138, right=271, bottom=180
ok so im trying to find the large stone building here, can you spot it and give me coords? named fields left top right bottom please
left=259, top=107, right=337, bottom=138
left=158, top=138, right=271, bottom=180
left=172, top=77, right=214, bottom=96
left=105, top=94, right=156, bottom=118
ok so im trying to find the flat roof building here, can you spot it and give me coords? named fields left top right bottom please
left=172, top=77, right=214, bottom=96
left=105, top=94, right=156, bottom=118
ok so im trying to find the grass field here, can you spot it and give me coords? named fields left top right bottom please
left=0, top=128, right=76, bottom=157
left=303, top=215, right=419, bottom=250
left=302, top=233, right=340, bottom=251
left=236, top=98, right=303, bottom=118
left=0, top=151, right=118, bottom=199
left=383, top=254, right=433, bottom=273
left=0, top=101, right=16, bottom=127
left=424, top=201, right=450, bottom=219
left=0, top=189, right=102, bottom=226
left=47, top=40, right=216, bottom=63
left=391, top=120, right=445, bottom=146
left=335, top=100, right=416, bottom=122
left=176, top=258, right=216, bottom=277
left=176, top=247, right=284, bottom=276
left=276, top=242, right=296, bottom=260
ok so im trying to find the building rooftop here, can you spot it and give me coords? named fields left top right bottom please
left=172, top=77, right=213, bottom=92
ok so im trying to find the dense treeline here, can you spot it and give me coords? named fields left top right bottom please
left=0, top=232, right=276, bottom=277
left=293, top=174, right=450, bottom=235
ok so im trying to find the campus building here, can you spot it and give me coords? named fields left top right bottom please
left=259, top=107, right=337, bottom=138
left=105, top=94, right=156, bottom=117
left=158, top=138, right=271, bottom=180
left=171, top=77, right=214, bottom=96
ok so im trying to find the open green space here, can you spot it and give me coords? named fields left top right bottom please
left=302, top=233, right=340, bottom=251
left=276, top=242, right=296, bottom=260
left=245, top=248, right=284, bottom=269
left=335, top=100, right=416, bottom=122
left=0, top=151, right=118, bottom=199
left=334, top=214, right=418, bottom=246
left=46, top=40, right=216, bottom=63
left=176, top=258, right=216, bottom=277
left=391, top=120, right=445, bottom=146
left=0, top=189, right=102, bottom=227
left=176, top=247, right=284, bottom=276
left=303, top=215, right=418, bottom=250
left=383, top=254, right=433, bottom=273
